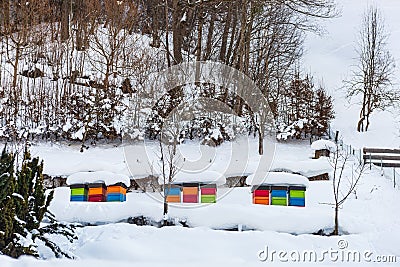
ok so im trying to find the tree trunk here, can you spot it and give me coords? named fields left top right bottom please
left=204, top=13, right=215, bottom=60
left=195, top=13, right=203, bottom=84
left=196, top=10, right=203, bottom=62
left=150, top=0, right=160, bottom=48
left=165, top=0, right=171, bottom=67
left=219, top=4, right=232, bottom=62
left=357, top=116, right=364, bottom=132
left=226, top=7, right=237, bottom=65
left=172, top=0, right=183, bottom=64
left=163, top=201, right=168, bottom=215
left=12, top=45, right=20, bottom=89
left=333, top=205, right=339, bottom=235
left=61, top=0, right=70, bottom=42
left=162, top=199, right=168, bottom=226
left=258, top=128, right=263, bottom=155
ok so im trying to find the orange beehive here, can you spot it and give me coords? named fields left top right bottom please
left=89, top=187, right=106, bottom=195
left=253, top=196, right=269, bottom=205
left=166, top=195, right=181, bottom=203
left=107, top=185, right=127, bottom=194
left=106, top=183, right=127, bottom=202
left=88, top=183, right=107, bottom=202
left=182, top=187, right=198, bottom=195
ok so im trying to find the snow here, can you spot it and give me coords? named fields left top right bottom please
left=169, top=170, right=226, bottom=186
left=1, top=140, right=400, bottom=266
left=66, top=171, right=131, bottom=187
left=271, top=158, right=333, bottom=178
left=311, top=139, right=337, bottom=152
left=2, top=226, right=396, bottom=267
left=180, top=11, right=187, bottom=23
left=29, top=136, right=276, bottom=179
left=11, top=193, right=25, bottom=201
left=32, top=163, right=400, bottom=265
left=49, top=185, right=327, bottom=231
left=71, top=127, right=85, bottom=141
left=30, top=144, right=131, bottom=177
left=246, top=172, right=309, bottom=187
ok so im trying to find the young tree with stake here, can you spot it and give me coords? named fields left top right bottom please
left=330, top=145, right=365, bottom=235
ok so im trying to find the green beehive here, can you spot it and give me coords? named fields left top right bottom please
left=201, top=195, right=216, bottom=203
left=289, top=190, right=305, bottom=198
left=271, top=197, right=287, bottom=206
left=71, top=187, right=87, bottom=196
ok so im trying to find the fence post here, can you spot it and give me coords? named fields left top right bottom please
left=359, top=150, right=362, bottom=165
left=394, top=168, right=396, bottom=188
left=381, top=157, right=383, bottom=176
left=369, top=153, right=372, bottom=170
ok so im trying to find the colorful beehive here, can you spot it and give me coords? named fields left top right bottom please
left=288, top=186, right=306, bottom=207
left=200, top=183, right=217, bottom=203
left=165, top=185, right=181, bottom=203
left=252, top=184, right=270, bottom=205
left=107, top=182, right=127, bottom=202
left=88, top=183, right=107, bottom=202
left=70, top=184, right=88, bottom=201
left=270, top=185, right=288, bottom=206
left=182, top=183, right=199, bottom=203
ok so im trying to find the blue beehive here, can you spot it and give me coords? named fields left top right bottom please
left=165, top=187, right=181, bottom=196
left=271, top=186, right=288, bottom=206
left=288, top=186, right=306, bottom=207
left=107, top=193, right=125, bottom=202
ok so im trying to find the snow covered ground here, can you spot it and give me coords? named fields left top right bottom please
left=0, top=138, right=395, bottom=266
left=1, top=159, right=399, bottom=266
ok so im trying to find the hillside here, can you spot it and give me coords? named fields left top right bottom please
left=304, top=0, right=400, bottom=148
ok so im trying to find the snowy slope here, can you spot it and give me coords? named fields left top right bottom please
left=303, top=0, right=400, bottom=148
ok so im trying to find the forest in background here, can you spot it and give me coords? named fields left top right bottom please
left=0, top=0, right=335, bottom=150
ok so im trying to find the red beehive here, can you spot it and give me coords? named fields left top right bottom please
left=183, top=194, right=198, bottom=203
left=252, top=185, right=270, bottom=205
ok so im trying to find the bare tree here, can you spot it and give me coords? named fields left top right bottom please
left=86, top=0, right=138, bottom=90
left=345, top=6, right=396, bottom=132
left=330, top=145, right=365, bottom=235
left=158, top=130, right=182, bottom=225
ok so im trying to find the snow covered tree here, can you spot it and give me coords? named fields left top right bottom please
left=66, top=86, right=124, bottom=151
left=0, top=146, right=17, bottom=255
left=277, top=73, right=334, bottom=140
left=0, top=146, right=77, bottom=258
left=313, top=86, right=334, bottom=136
left=345, top=6, right=396, bottom=132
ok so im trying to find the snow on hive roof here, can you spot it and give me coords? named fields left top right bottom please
left=67, top=171, right=131, bottom=187
left=162, top=170, right=226, bottom=186
left=270, top=158, right=333, bottom=178
left=246, top=171, right=309, bottom=187
left=311, top=139, right=337, bottom=152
